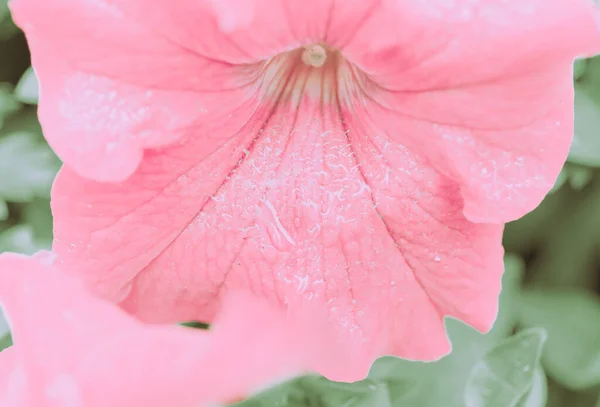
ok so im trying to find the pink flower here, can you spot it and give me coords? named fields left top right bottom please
left=0, top=253, right=345, bottom=406
left=12, top=0, right=600, bottom=380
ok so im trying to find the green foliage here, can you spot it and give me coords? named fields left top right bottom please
left=0, top=68, right=58, bottom=256
left=519, top=290, right=600, bottom=390
left=551, top=163, right=595, bottom=194
left=0, top=131, right=60, bottom=202
left=180, top=321, right=211, bottom=330
left=0, top=224, right=42, bottom=254
left=0, top=0, right=18, bottom=41
left=574, top=59, right=588, bottom=80
left=0, top=83, right=19, bottom=126
left=464, top=328, right=547, bottom=407
left=14, top=67, right=38, bottom=105
left=0, top=303, right=11, bottom=352
left=0, top=333, right=12, bottom=352
left=570, top=84, right=600, bottom=167
left=520, top=367, right=548, bottom=407
left=233, top=374, right=416, bottom=407
left=233, top=375, right=401, bottom=407
left=570, top=56, right=600, bottom=169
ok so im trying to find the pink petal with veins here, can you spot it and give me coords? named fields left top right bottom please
left=0, top=253, right=344, bottom=406
left=11, top=0, right=600, bottom=380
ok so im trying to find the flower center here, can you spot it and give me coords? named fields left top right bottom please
left=250, top=44, right=370, bottom=108
left=301, top=44, right=328, bottom=68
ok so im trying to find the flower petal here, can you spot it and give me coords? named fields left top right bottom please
left=104, top=0, right=600, bottom=80
left=0, top=348, right=29, bottom=407
left=9, top=0, right=241, bottom=89
left=0, top=253, right=327, bottom=406
left=371, top=65, right=577, bottom=222
left=52, top=95, right=506, bottom=379
left=26, top=0, right=599, bottom=383
left=343, top=0, right=600, bottom=90
left=104, top=0, right=381, bottom=62
left=338, top=0, right=600, bottom=222
left=10, top=0, right=251, bottom=182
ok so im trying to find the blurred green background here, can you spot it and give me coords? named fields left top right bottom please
left=1, top=3, right=600, bottom=407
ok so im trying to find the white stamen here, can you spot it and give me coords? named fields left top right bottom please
left=301, top=45, right=327, bottom=68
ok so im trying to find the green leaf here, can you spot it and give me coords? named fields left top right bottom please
left=0, top=83, right=19, bottom=126
left=566, top=164, right=594, bottom=190
left=14, top=67, right=39, bottom=105
left=180, top=321, right=210, bottom=330
left=0, top=0, right=19, bottom=41
left=574, top=59, right=588, bottom=81
left=519, top=290, right=600, bottom=389
left=569, top=84, right=600, bottom=167
left=516, top=367, right=547, bottom=407
left=0, top=132, right=61, bottom=202
left=0, top=308, right=11, bottom=352
left=233, top=375, right=417, bottom=407
left=0, top=200, right=52, bottom=253
left=464, top=328, right=547, bottom=407
left=22, top=198, right=54, bottom=245
left=231, top=376, right=315, bottom=407
left=549, top=167, right=568, bottom=194
left=232, top=376, right=337, bottom=407
left=0, top=0, right=8, bottom=23
left=0, top=198, right=7, bottom=221
left=551, top=163, right=594, bottom=193
left=0, top=224, right=41, bottom=254
left=0, top=106, right=42, bottom=135
left=0, top=333, right=11, bottom=352
left=306, top=377, right=396, bottom=407
left=0, top=310, right=8, bottom=337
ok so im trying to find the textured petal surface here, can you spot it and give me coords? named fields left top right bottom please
left=339, top=0, right=600, bottom=222
left=0, top=254, right=333, bottom=406
left=10, top=0, right=252, bottom=182
left=53, top=96, right=505, bottom=379
left=106, top=0, right=381, bottom=62
left=99, top=0, right=600, bottom=219
left=343, top=0, right=600, bottom=89
left=369, top=65, right=578, bottom=223
left=21, top=0, right=600, bottom=381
